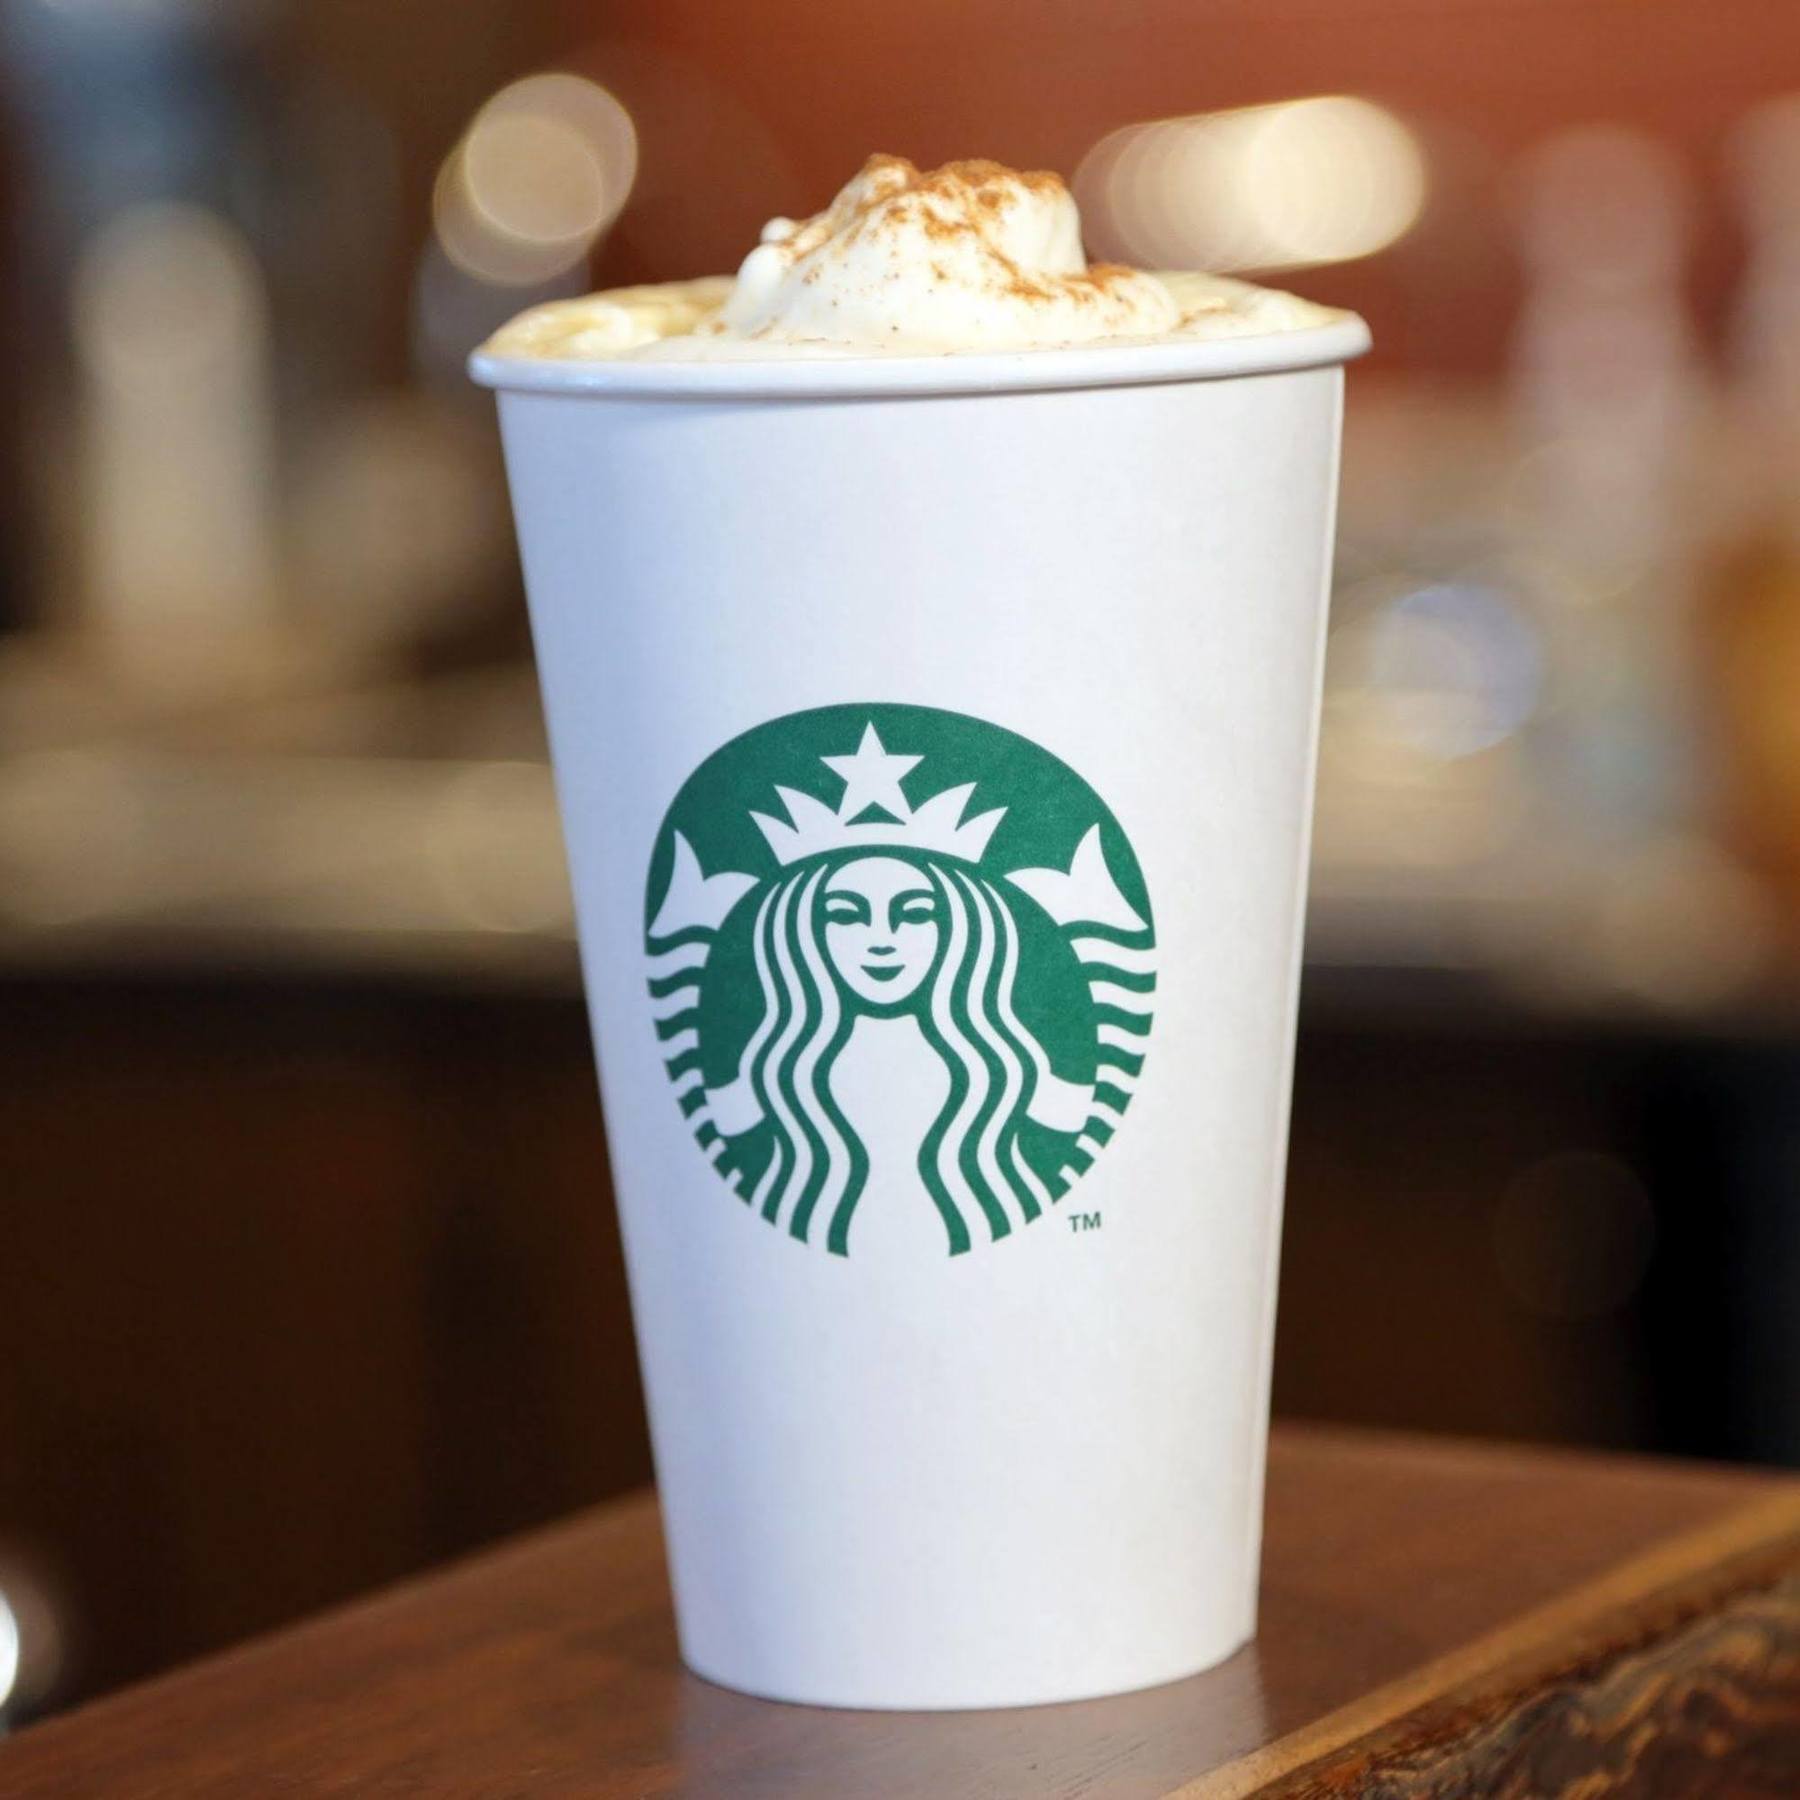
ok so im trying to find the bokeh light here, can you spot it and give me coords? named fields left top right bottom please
left=434, top=73, right=637, bottom=286
left=0, top=1584, right=18, bottom=1715
left=1726, top=94, right=1800, bottom=426
left=1367, top=582, right=1544, bottom=761
left=73, top=202, right=266, bottom=388
left=72, top=203, right=277, bottom=655
left=1326, top=576, right=1543, bottom=768
left=1077, top=97, right=1427, bottom=273
left=0, top=1549, right=66, bottom=1721
left=1512, top=125, right=1693, bottom=287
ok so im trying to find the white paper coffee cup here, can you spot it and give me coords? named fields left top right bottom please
left=473, top=314, right=1369, bottom=1711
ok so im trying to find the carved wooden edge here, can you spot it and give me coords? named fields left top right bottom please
left=1313, top=1575, right=1800, bottom=1798
left=1179, top=1488, right=1800, bottom=1800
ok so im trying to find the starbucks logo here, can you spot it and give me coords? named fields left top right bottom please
left=644, top=704, right=1154, bottom=1258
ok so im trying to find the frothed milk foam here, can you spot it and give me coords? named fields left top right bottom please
left=485, top=154, right=1342, bottom=361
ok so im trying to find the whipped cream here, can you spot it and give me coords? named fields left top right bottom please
left=485, top=155, right=1342, bottom=362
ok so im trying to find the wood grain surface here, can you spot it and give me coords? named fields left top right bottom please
left=2, top=1427, right=1794, bottom=1798
left=1319, top=1578, right=1800, bottom=1798
left=1194, top=1486, right=1800, bottom=1797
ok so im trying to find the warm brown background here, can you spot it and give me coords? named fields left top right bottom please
left=275, top=0, right=1800, bottom=378
left=5, top=966, right=1781, bottom=1706
left=568, top=0, right=1800, bottom=374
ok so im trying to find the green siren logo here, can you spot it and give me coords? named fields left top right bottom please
left=644, top=704, right=1154, bottom=1258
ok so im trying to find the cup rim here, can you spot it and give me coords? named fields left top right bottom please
left=467, top=312, right=1371, bottom=400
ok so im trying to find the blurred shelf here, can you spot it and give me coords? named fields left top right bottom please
left=3, top=742, right=1799, bottom=1032
left=2, top=640, right=1796, bottom=1032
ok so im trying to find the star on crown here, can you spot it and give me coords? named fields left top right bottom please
left=751, top=723, right=1006, bottom=867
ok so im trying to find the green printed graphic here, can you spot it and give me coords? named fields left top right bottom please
left=644, top=704, right=1155, bottom=1257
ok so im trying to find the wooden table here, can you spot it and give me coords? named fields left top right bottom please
left=7, top=1427, right=1799, bottom=1797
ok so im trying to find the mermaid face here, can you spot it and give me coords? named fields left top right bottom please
left=820, top=855, right=941, bottom=1009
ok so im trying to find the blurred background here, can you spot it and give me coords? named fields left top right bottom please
left=2, top=0, right=1799, bottom=1729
